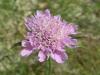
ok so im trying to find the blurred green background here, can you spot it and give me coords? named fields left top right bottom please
left=0, top=0, right=100, bottom=75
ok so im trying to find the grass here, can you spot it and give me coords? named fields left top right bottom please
left=0, top=0, right=100, bottom=75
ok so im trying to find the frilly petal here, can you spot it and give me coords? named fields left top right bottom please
left=66, top=23, right=78, bottom=35
left=44, top=9, right=51, bottom=16
left=20, top=49, right=33, bottom=57
left=63, top=38, right=77, bottom=48
left=50, top=51, right=68, bottom=63
left=54, top=15, right=61, bottom=21
left=22, top=40, right=33, bottom=50
left=22, top=40, right=30, bottom=47
left=38, top=51, right=46, bottom=62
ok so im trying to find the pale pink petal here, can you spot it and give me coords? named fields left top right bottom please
left=66, top=24, right=78, bottom=35
left=22, top=40, right=33, bottom=50
left=36, top=10, right=42, bottom=16
left=22, top=40, right=29, bottom=47
left=44, top=9, right=51, bottom=16
left=38, top=51, right=46, bottom=62
left=51, top=51, right=68, bottom=63
left=25, top=17, right=33, bottom=31
left=20, top=49, right=32, bottom=56
left=63, top=38, right=77, bottom=48
left=54, top=15, right=61, bottom=21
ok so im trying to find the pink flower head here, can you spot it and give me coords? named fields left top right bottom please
left=20, top=9, right=78, bottom=63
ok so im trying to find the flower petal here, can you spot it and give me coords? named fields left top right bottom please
left=24, top=17, right=33, bottom=31
left=66, top=23, right=78, bottom=35
left=38, top=51, right=46, bottom=62
left=63, top=38, right=77, bottom=48
left=36, top=10, right=43, bottom=16
left=54, top=15, right=61, bottom=21
left=22, top=40, right=33, bottom=50
left=51, top=51, right=68, bottom=63
left=44, top=9, right=51, bottom=16
left=20, top=49, right=33, bottom=56
left=22, top=40, right=29, bottom=47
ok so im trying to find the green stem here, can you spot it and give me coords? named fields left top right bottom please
left=48, top=58, right=51, bottom=75
left=45, top=58, right=51, bottom=75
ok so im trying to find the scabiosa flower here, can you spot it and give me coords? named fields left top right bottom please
left=20, top=9, right=78, bottom=63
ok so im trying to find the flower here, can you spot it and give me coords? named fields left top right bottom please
left=20, top=9, right=77, bottom=63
